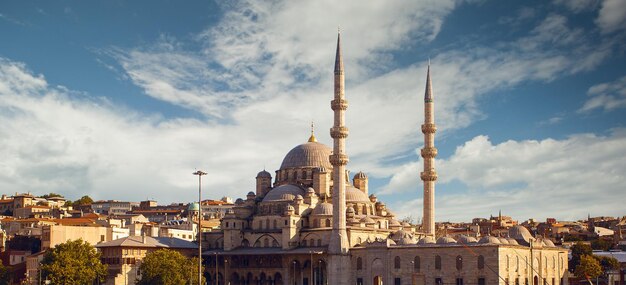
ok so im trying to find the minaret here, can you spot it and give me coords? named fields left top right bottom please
left=328, top=31, right=350, bottom=285
left=421, top=63, right=438, bottom=237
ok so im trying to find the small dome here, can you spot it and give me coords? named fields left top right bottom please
left=235, top=198, right=244, bottom=205
left=346, top=186, right=370, bottom=203
left=397, top=236, right=417, bottom=245
left=509, top=225, right=534, bottom=245
left=498, top=237, right=510, bottom=244
left=295, top=195, right=303, bottom=200
left=478, top=236, right=501, bottom=244
left=247, top=191, right=256, bottom=196
left=312, top=202, right=333, bottom=216
left=506, top=238, right=519, bottom=245
left=391, top=229, right=411, bottom=241
left=417, top=236, right=436, bottom=244
left=360, top=216, right=376, bottom=224
left=346, top=207, right=355, bottom=214
left=286, top=205, right=295, bottom=211
left=263, top=184, right=305, bottom=202
left=389, top=219, right=401, bottom=227
left=256, top=170, right=271, bottom=178
left=354, top=171, right=367, bottom=179
left=457, top=235, right=478, bottom=244
left=187, top=202, right=199, bottom=211
left=280, top=142, right=333, bottom=170
left=306, top=187, right=315, bottom=193
left=402, top=222, right=411, bottom=227
left=437, top=237, right=457, bottom=244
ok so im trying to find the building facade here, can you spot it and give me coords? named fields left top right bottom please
left=201, top=33, right=568, bottom=285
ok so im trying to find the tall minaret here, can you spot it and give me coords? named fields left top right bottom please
left=421, top=63, right=438, bottom=237
left=328, top=31, right=350, bottom=285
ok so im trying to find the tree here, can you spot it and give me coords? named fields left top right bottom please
left=137, top=249, right=204, bottom=285
left=39, top=193, right=64, bottom=199
left=41, top=239, right=107, bottom=285
left=570, top=242, right=592, bottom=270
left=591, top=238, right=612, bottom=251
left=71, top=195, right=94, bottom=207
left=0, top=262, right=10, bottom=285
left=575, top=255, right=602, bottom=280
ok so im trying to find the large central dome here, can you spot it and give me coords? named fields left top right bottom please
left=279, top=141, right=333, bottom=170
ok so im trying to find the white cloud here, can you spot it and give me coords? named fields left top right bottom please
left=553, top=0, right=598, bottom=13
left=596, top=0, right=626, bottom=33
left=579, top=75, right=626, bottom=112
left=385, top=130, right=626, bottom=221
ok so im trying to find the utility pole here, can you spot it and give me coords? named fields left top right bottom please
left=193, top=170, right=207, bottom=285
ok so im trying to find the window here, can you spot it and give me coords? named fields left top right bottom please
left=456, top=278, right=464, bottom=285
left=478, top=255, right=485, bottom=269
left=413, top=256, right=420, bottom=272
left=394, top=278, right=401, bottom=285
left=477, top=279, right=486, bottom=285
left=273, top=220, right=277, bottom=229
left=456, top=255, right=463, bottom=271
left=326, top=219, right=331, bottom=227
left=302, top=240, right=307, bottom=246
left=263, top=238, right=269, bottom=247
left=435, top=278, right=443, bottom=285
left=356, top=278, right=363, bottom=285
left=317, top=239, right=322, bottom=246
left=394, top=256, right=401, bottom=269
left=435, top=255, right=441, bottom=270
left=285, top=220, right=288, bottom=226
left=356, top=257, right=363, bottom=270
left=516, top=278, right=520, bottom=285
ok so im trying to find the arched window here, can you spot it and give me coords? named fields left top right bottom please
left=317, top=239, right=322, bottom=246
left=241, top=239, right=250, bottom=247
left=456, top=255, right=463, bottom=271
left=394, top=256, right=401, bottom=269
left=552, top=256, right=556, bottom=269
left=272, top=240, right=279, bottom=247
left=302, top=240, right=307, bottom=247
left=273, top=220, right=277, bottom=229
left=516, top=256, right=520, bottom=272
left=362, top=205, right=367, bottom=215
left=478, top=255, right=485, bottom=269
left=506, top=255, right=510, bottom=269
left=326, top=219, right=331, bottom=227
left=413, top=256, right=420, bottom=272
left=435, top=255, right=441, bottom=270
left=263, top=238, right=269, bottom=247
left=356, top=257, right=363, bottom=270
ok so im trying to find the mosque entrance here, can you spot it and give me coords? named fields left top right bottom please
left=373, top=276, right=383, bottom=285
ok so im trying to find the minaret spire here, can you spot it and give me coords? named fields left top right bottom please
left=421, top=62, right=438, bottom=237
left=308, top=121, right=317, bottom=142
left=328, top=31, right=351, bottom=285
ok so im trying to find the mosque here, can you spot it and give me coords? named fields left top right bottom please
left=202, top=33, right=568, bottom=285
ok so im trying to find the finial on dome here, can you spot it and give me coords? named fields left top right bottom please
left=308, top=121, right=317, bottom=142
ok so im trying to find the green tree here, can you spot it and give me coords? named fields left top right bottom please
left=0, top=262, right=10, bottom=285
left=39, top=193, right=64, bottom=199
left=570, top=242, right=592, bottom=270
left=575, top=255, right=602, bottom=280
left=71, top=195, right=94, bottom=207
left=41, top=239, right=107, bottom=285
left=137, top=249, right=204, bottom=285
left=595, top=255, right=620, bottom=278
left=591, top=238, right=612, bottom=251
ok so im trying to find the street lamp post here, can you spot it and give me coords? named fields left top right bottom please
left=193, top=170, right=207, bottom=285
left=293, top=260, right=296, bottom=285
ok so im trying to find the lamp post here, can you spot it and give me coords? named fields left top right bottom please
left=225, top=258, right=229, bottom=285
left=193, top=170, right=207, bottom=285
left=293, top=260, right=296, bottom=285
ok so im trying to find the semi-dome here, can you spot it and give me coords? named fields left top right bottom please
left=256, top=170, right=271, bottom=178
left=457, top=235, right=478, bottom=244
left=262, top=184, right=305, bottom=202
left=345, top=186, right=370, bottom=203
left=498, top=237, right=510, bottom=244
left=312, top=202, right=333, bottom=216
left=280, top=141, right=333, bottom=170
left=437, top=237, right=457, bottom=244
left=478, top=236, right=501, bottom=244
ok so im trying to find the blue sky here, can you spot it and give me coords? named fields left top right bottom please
left=1, top=0, right=625, bottom=222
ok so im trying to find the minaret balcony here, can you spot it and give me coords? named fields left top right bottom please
left=329, top=154, right=349, bottom=165
left=331, top=99, right=349, bottom=110
left=420, top=171, right=438, bottom=181
left=421, top=147, right=438, bottom=158
left=330, top=127, right=349, bottom=139
left=421, top=123, right=437, bottom=134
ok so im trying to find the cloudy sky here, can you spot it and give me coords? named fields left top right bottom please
left=1, top=0, right=625, bottom=222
